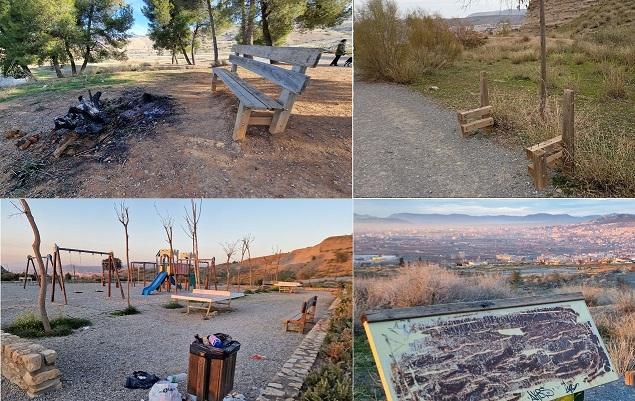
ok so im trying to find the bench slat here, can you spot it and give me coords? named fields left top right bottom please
left=232, top=45, right=321, bottom=67
left=228, top=54, right=309, bottom=94
left=213, top=68, right=283, bottom=110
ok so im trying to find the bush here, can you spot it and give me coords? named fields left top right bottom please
left=507, top=270, right=523, bottom=287
left=455, top=25, right=487, bottom=49
left=301, top=362, right=352, bottom=401
left=111, top=306, right=141, bottom=316
left=163, top=301, right=185, bottom=309
left=6, top=312, right=91, bottom=338
left=601, top=65, right=629, bottom=99
left=354, top=0, right=461, bottom=83
left=335, top=251, right=350, bottom=263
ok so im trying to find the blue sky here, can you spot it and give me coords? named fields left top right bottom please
left=128, top=0, right=150, bottom=35
left=358, top=0, right=523, bottom=17
left=1, top=199, right=351, bottom=270
left=355, top=199, right=635, bottom=218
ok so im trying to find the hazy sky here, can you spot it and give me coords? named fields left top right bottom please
left=355, top=199, right=635, bottom=218
left=357, top=0, right=523, bottom=17
left=1, top=199, right=351, bottom=271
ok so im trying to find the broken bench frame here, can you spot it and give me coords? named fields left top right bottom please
left=526, top=89, right=575, bottom=190
left=212, top=45, right=322, bottom=141
left=457, top=71, right=494, bottom=136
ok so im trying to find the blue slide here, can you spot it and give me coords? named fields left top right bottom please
left=142, top=272, right=167, bottom=295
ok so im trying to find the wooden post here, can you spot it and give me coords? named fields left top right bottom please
left=531, top=148, right=547, bottom=190
left=232, top=103, right=252, bottom=141
left=108, top=255, right=112, bottom=298
left=270, top=65, right=306, bottom=134
left=562, top=89, right=575, bottom=174
left=480, top=71, right=489, bottom=107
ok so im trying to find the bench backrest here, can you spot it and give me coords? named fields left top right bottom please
left=232, top=45, right=321, bottom=67
left=276, top=281, right=302, bottom=287
left=193, top=289, right=230, bottom=297
left=229, top=45, right=321, bottom=94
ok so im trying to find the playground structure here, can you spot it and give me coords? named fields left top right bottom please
left=50, top=244, right=124, bottom=305
left=457, top=71, right=494, bottom=136
left=526, top=89, right=575, bottom=190
left=22, top=254, right=53, bottom=288
left=141, top=249, right=218, bottom=295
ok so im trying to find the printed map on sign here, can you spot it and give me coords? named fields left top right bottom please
left=363, top=295, right=618, bottom=401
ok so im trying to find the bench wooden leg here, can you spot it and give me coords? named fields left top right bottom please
left=233, top=102, right=252, bottom=141
left=270, top=92, right=298, bottom=134
left=205, top=302, right=212, bottom=317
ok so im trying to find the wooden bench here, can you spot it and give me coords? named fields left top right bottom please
left=192, top=288, right=245, bottom=299
left=212, top=45, right=322, bottom=141
left=275, top=281, right=302, bottom=293
left=171, top=291, right=232, bottom=317
left=285, top=295, right=317, bottom=333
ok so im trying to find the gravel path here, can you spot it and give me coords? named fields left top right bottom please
left=353, top=82, right=551, bottom=198
left=1, top=283, right=334, bottom=401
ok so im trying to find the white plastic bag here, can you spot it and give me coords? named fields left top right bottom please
left=148, top=381, right=182, bottom=401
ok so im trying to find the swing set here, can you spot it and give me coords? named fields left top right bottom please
left=22, top=254, right=53, bottom=288
left=50, top=244, right=125, bottom=305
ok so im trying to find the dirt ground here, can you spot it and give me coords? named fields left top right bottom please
left=0, top=63, right=351, bottom=198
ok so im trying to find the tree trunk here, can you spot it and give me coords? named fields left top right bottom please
left=190, top=24, right=199, bottom=65
left=51, top=56, right=64, bottom=78
left=246, top=0, right=256, bottom=45
left=64, top=41, right=77, bottom=76
left=261, top=1, right=273, bottom=46
left=20, top=199, right=52, bottom=333
left=538, top=0, right=547, bottom=119
left=225, top=258, right=231, bottom=290
left=80, top=3, right=95, bottom=73
left=180, top=44, right=192, bottom=65
left=124, top=225, right=131, bottom=308
left=20, top=65, right=37, bottom=80
left=205, top=0, right=220, bottom=66
left=240, top=0, right=247, bottom=44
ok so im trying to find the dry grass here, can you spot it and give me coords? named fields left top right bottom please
left=354, top=0, right=461, bottom=83
left=354, top=265, right=514, bottom=317
left=601, top=65, right=630, bottom=99
left=594, top=310, right=635, bottom=374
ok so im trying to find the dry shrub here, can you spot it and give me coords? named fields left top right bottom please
left=601, top=65, right=629, bottom=99
left=354, top=265, right=514, bottom=317
left=510, top=49, right=539, bottom=64
left=455, top=25, right=487, bottom=49
left=354, top=0, right=461, bottom=83
left=594, top=311, right=635, bottom=374
left=616, top=291, right=635, bottom=314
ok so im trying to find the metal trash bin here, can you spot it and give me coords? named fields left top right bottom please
left=187, top=339, right=240, bottom=401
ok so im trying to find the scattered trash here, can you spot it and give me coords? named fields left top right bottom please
left=148, top=381, right=181, bottom=401
left=80, top=326, right=92, bottom=331
left=4, top=129, right=26, bottom=139
left=166, top=373, right=187, bottom=383
left=222, top=391, right=245, bottom=400
left=215, top=142, right=225, bottom=149
left=429, top=86, right=440, bottom=91
left=193, top=333, right=232, bottom=348
left=250, top=354, right=266, bottom=360
left=125, top=371, right=160, bottom=389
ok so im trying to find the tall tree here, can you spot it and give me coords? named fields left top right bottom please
left=75, top=0, right=133, bottom=73
left=220, top=240, right=238, bottom=290
left=241, top=234, right=254, bottom=288
left=16, top=199, right=52, bottom=333
left=183, top=199, right=202, bottom=287
left=296, top=0, right=351, bottom=30
left=156, top=206, right=175, bottom=292
left=115, top=202, right=132, bottom=308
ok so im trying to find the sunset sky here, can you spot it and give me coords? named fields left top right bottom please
left=0, top=199, right=351, bottom=271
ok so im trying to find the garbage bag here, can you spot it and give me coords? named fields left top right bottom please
left=148, top=381, right=182, bottom=401
left=125, top=371, right=160, bottom=389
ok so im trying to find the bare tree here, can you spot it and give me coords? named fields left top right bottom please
left=241, top=234, right=255, bottom=289
left=16, top=200, right=52, bottom=333
left=115, top=202, right=132, bottom=308
left=183, top=199, right=202, bottom=289
left=272, top=246, right=283, bottom=283
left=220, top=240, right=239, bottom=290
left=156, top=206, right=175, bottom=292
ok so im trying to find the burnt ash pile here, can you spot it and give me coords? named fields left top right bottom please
left=6, top=88, right=176, bottom=195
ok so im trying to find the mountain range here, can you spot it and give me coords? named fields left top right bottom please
left=355, top=212, right=635, bottom=228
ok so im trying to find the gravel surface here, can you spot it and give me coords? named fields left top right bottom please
left=1, top=282, right=334, bottom=401
left=586, top=379, right=635, bottom=400
left=353, top=82, right=553, bottom=198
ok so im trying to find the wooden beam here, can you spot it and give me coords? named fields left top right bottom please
left=526, top=135, right=563, bottom=159
left=458, top=105, right=493, bottom=121
left=461, top=117, right=494, bottom=134
left=562, top=89, right=575, bottom=173
left=530, top=148, right=547, bottom=190
left=228, top=54, right=309, bottom=94
left=362, top=292, right=584, bottom=323
left=231, top=45, right=322, bottom=67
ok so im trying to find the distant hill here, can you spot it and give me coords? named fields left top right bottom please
left=353, top=212, right=627, bottom=230
left=446, top=8, right=525, bottom=27
left=223, top=235, right=352, bottom=282
left=523, top=0, right=635, bottom=33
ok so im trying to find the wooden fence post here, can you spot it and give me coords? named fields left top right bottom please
left=562, top=89, right=575, bottom=173
left=531, top=148, right=547, bottom=190
left=480, top=71, right=489, bottom=107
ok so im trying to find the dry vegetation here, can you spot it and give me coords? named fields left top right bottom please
left=354, top=0, right=461, bottom=83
